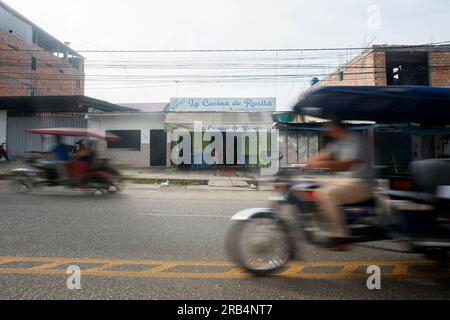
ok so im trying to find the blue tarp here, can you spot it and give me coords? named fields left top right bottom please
left=294, top=86, right=450, bottom=125
left=401, top=126, right=450, bottom=136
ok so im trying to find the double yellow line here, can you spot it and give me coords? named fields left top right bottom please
left=0, top=256, right=448, bottom=280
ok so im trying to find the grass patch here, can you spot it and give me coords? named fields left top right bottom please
left=113, top=164, right=137, bottom=171
left=126, top=178, right=208, bottom=186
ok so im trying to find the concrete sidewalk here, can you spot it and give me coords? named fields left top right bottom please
left=0, top=161, right=261, bottom=190
left=123, top=167, right=259, bottom=189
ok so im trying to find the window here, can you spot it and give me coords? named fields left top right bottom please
left=32, top=28, right=38, bottom=44
left=31, top=56, right=37, bottom=71
left=386, top=51, right=430, bottom=86
left=339, top=71, right=344, bottom=81
left=28, top=87, right=37, bottom=96
left=7, top=44, right=19, bottom=51
left=107, top=130, right=141, bottom=151
left=76, top=79, right=81, bottom=89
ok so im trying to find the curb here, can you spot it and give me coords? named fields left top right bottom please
left=0, top=173, right=265, bottom=191
left=124, top=177, right=259, bottom=188
left=125, top=177, right=209, bottom=186
left=186, top=186, right=258, bottom=192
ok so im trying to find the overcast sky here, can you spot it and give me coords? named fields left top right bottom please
left=4, top=0, right=450, bottom=108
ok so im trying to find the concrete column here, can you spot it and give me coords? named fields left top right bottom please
left=435, top=135, right=443, bottom=158
left=166, top=130, right=172, bottom=168
left=366, top=129, right=375, bottom=165
left=412, top=136, right=422, bottom=161
left=0, top=110, right=7, bottom=145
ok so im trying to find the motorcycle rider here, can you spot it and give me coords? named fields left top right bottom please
left=305, top=119, right=374, bottom=250
left=51, top=135, right=70, bottom=181
left=77, top=140, right=94, bottom=165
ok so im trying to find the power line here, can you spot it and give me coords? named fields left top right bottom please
left=1, top=43, right=450, bottom=53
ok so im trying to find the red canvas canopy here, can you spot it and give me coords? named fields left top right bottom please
left=27, top=128, right=119, bottom=141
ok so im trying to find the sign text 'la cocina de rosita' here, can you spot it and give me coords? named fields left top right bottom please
left=170, top=98, right=276, bottom=112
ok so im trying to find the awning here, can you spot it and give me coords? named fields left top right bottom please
left=276, top=122, right=379, bottom=131
left=165, top=112, right=274, bottom=131
left=27, top=128, right=120, bottom=141
left=0, top=96, right=138, bottom=113
left=401, top=126, right=450, bottom=136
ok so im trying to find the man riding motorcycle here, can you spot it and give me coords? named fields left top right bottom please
left=305, top=119, right=375, bottom=250
left=51, top=135, right=70, bottom=181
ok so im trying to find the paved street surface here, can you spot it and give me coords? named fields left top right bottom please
left=0, top=181, right=449, bottom=300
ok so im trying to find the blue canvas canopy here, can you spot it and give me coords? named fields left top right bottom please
left=293, top=86, right=450, bottom=125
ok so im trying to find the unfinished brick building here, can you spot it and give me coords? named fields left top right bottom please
left=313, top=44, right=450, bottom=88
left=0, top=1, right=135, bottom=159
left=0, top=0, right=85, bottom=97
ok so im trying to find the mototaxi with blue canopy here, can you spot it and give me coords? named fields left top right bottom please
left=294, top=85, right=450, bottom=239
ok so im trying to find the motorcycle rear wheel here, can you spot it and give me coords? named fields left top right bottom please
left=110, top=176, right=125, bottom=194
left=88, top=176, right=113, bottom=195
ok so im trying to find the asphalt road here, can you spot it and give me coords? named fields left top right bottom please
left=0, top=181, right=449, bottom=300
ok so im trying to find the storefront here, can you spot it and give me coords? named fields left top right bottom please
left=87, top=98, right=276, bottom=168
left=165, top=98, right=276, bottom=167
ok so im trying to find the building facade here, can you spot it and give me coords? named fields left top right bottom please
left=87, top=98, right=276, bottom=168
left=0, top=96, right=135, bottom=158
left=0, top=0, right=85, bottom=97
left=88, top=108, right=167, bottom=168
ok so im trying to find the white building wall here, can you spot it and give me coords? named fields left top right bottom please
left=87, top=113, right=166, bottom=168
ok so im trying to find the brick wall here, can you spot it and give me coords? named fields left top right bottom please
left=372, top=51, right=387, bottom=85
left=430, top=51, right=450, bottom=87
left=0, top=29, right=85, bottom=96
left=312, top=50, right=381, bottom=88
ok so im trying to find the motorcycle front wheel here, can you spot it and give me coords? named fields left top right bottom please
left=225, top=217, right=294, bottom=276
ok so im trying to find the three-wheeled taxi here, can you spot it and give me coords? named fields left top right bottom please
left=9, top=128, right=123, bottom=195
left=226, top=86, right=450, bottom=276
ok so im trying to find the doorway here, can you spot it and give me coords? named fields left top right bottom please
left=150, top=130, right=167, bottom=167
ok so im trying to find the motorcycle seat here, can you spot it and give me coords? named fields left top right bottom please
left=342, top=198, right=376, bottom=208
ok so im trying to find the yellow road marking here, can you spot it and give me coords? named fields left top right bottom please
left=28, top=262, right=66, bottom=271
left=338, top=265, right=359, bottom=275
left=0, top=256, right=448, bottom=280
left=392, top=264, right=411, bottom=276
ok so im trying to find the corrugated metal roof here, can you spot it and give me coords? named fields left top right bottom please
left=118, top=103, right=169, bottom=113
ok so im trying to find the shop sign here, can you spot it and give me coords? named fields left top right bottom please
left=170, top=98, right=276, bottom=112
left=202, top=124, right=268, bottom=132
